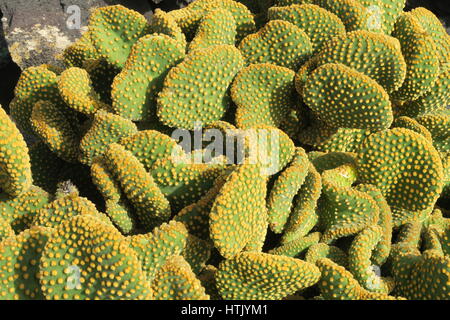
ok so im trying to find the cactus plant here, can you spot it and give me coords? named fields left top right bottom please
left=216, top=252, right=321, bottom=299
left=268, top=4, right=346, bottom=54
left=157, top=45, right=244, bottom=129
left=112, top=34, right=186, bottom=121
left=238, top=20, right=312, bottom=70
left=1, top=0, right=448, bottom=300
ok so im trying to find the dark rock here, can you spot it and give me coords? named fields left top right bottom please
left=148, top=0, right=192, bottom=11
left=0, top=11, right=11, bottom=68
left=0, top=57, right=20, bottom=109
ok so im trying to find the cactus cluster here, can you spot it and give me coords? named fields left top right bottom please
left=0, top=0, right=449, bottom=300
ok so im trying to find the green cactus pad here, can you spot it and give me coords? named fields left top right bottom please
left=268, top=4, right=346, bottom=54
left=391, top=206, right=433, bottom=227
left=360, top=0, right=406, bottom=34
left=317, top=257, right=365, bottom=300
left=127, top=220, right=188, bottom=281
left=58, top=67, right=109, bottom=115
left=91, top=157, right=122, bottom=202
left=316, top=129, right=373, bottom=153
left=216, top=252, right=321, bottom=299
left=39, top=214, right=152, bottom=300
left=394, top=221, right=422, bottom=250
left=437, top=225, right=450, bottom=256
left=348, top=225, right=390, bottom=293
left=149, top=9, right=187, bottom=48
left=182, top=234, right=213, bottom=274
left=317, top=164, right=379, bottom=243
left=103, top=143, right=171, bottom=231
left=0, top=106, right=32, bottom=196
left=392, top=246, right=450, bottom=299
left=309, top=151, right=357, bottom=174
left=120, top=130, right=183, bottom=172
left=189, top=9, right=237, bottom=52
left=316, top=258, right=402, bottom=300
left=11, top=65, right=62, bottom=134
left=232, top=63, right=296, bottom=129
left=31, top=100, right=80, bottom=163
left=422, top=226, right=444, bottom=254
left=295, top=118, right=337, bottom=149
left=79, top=111, right=137, bottom=165
left=175, top=174, right=228, bottom=240
left=28, top=142, right=66, bottom=193
left=242, top=125, right=296, bottom=176
left=311, top=0, right=369, bottom=32
left=400, top=66, right=450, bottom=117
left=305, top=243, right=348, bottom=267
left=151, top=156, right=225, bottom=211
left=151, top=255, right=209, bottom=300
left=356, top=185, right=392, bottom=265
left=303, top=63, right=393, bottom=130
left=382, top=0, right=407, bottom=34
left=416, top=111, right=450, bottom=154
left=244, top=203, right=268, bottom=253
left=282, top=163, right=321, bottom=243
left=293, top=50, right=319, bottom=96
left=238, top=20, right=312, bottom=70
left=269, top=232, right=321, bottom=257
left=357, top=128, right=444, bottom=211
left=410, top=7, right=450, bottom=65
left=198, top=265, right=221, bottom=300
left=62, top=33, right=98, bottom=68
left=267, top=148, right=309, bottom=233
left=317, top=31, right=407, bottom=94
left=393, top=116, right=433, bottom=142
left=88, top=5, right=150, bottom=68
left=112, top=34, right=186, bottom=121
left=104, top=199, right=135, bottom=235
left=0, top=226, right=54, bottom=300
left=186, top=0, right=256, bottom=42
left=84, top=57, right=121, bottom=105
left=0, top=216, right=13, bottom=241
left=0, top=186, right=51, bottom=233
left=390, top=12, right=440, bottom=101
left=442, top=154, right=450, bottom=199
left=209, top=164, right=266, bottom=258
left=32, top=191, right=107, bottom=229
left=157, top=45, right=244, bottom=130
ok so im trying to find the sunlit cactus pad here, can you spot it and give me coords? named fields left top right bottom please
left=0, top=0, right=449, bottom=300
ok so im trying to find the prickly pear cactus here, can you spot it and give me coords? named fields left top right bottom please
left=0, top=106, right=32, bottom=196
left=157, top=45, right=244, bottom=129
left=2, top=0, right=449, bottom=301
left=112, top=34, right=186, bottom=121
